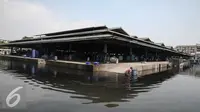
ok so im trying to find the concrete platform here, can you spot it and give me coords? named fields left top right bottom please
left=0, top=55, right=171, bottom=77
left=93, top=62, right=171, bottom=77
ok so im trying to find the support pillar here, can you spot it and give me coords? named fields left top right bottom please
left=69, top=44, right=72, bottom=52
left=44, top=47, right=49, bottom=55
left=156, top=51, right=158, bottom=61
left=69, top=44, right=72, bottom=60
left=103, top=44, right=107, bottom=62
left=47, top=48, right=49, bottom=55
left=130, top=47, right=133, bottom=61
left=11, top=47, right=13, bottom=54
left=145, top=48, right=148, bottom=61
left=103, top=44, right=107, bottom=53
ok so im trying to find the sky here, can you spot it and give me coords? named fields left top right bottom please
left=1, top=0, right=200, bottom=46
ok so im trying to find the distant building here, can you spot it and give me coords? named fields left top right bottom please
left=197, top=44, right=200, bottom=52
left=175, top=44, right=200, bottom=63
left=175, top=44, right=200, bottom=54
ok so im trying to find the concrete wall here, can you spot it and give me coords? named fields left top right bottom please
left=93, top=62, right=171, bottom=77
left=46, top=60, right=93, bottom=71
left=0, top=55, right=171, bottom=77
left=0, top=55, right=93, bottom=71
left=0, top=55, right=45, bottom=64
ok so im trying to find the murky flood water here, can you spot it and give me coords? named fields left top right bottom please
left=0, top=59, right=200, bottom=112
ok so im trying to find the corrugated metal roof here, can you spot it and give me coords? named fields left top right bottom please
left=138, top=37, right=154, bottom=43
left=155, top=43, right=165, bottom=47
left=10, top=29, right=109, bottom=43
left=131, top=36, right=138, bottom=38
left=36, top=26, right=107, bottom=36
left=0, top=26, right=190, bottom=56
left=3, top=34, right=113, bottom=45
left=109, top=27, right=129, bottom=36
left=166, top=46, right=174, bottom=50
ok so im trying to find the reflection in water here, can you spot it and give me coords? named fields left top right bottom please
left=179, top=65, right=200, bottom=77
left=104, top=103, right=119, bottom=108
left=0, top=60, right=176, bottom=107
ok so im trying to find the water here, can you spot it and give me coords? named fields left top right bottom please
left=0, top=59, right=200, bottom=112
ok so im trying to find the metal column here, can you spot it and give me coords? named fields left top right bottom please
left=103, top=43, right=107, bottom=62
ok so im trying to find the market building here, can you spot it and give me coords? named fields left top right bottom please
left=0, top=26, right=190, bottom=63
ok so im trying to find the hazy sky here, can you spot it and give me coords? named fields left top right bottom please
left=1, top=0, right=200, bottom=46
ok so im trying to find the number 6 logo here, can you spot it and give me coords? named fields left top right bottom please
left=6, top=86, right=23, bottom=108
